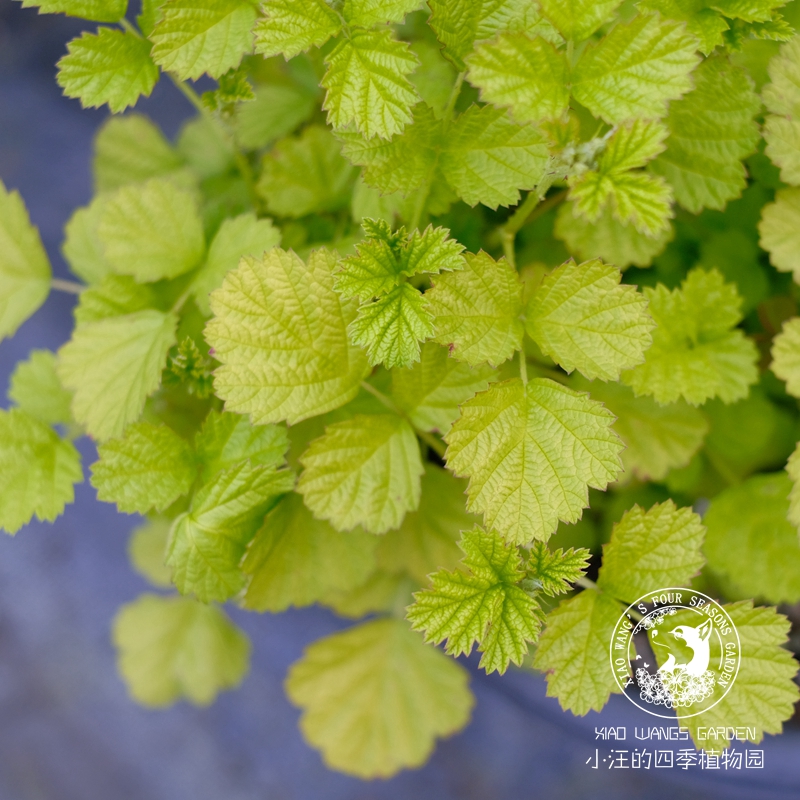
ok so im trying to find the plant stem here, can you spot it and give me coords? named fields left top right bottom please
left=51, top=278, right=84, bottom=295
left=499, top=189, right=568, bottom=269
left=518, top=348, right=528, bottom=386
left=442, top=71, right=466, bottom=121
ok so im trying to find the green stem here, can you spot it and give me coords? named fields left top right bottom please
left=118, top=17, right=140, bottom=36
left=442, top=71, right=466, bottom=121
left=518, top=348, right=528, bottom=386
left=51, top=278, right=84, bottom=295
left=499, top=189, right=569, bottom=269
left=577, top=576, right=644, bottom=621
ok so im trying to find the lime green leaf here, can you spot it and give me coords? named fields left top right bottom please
left=539, top=0, right=622, bottom=40
left=128, top=517, right=173, bottom=587
left=298, top=413, right=423, bottom=534
left=91, top=422, right=196, bottom=514
left=9, top=350, right=73, bottom=426
left=286, top=618, right=472, bottom=778
left=322, top=29, right=419, bottom=140
left=651, top=58, right=761, bottom=213
left=445, top=378, right=623, bottom=543
left=57, top=28, right=158, bottom=113
left=598, top=501, right=705, bottom=602
left=526, top=258, right=655, bottom=381
left=73, top=274, right=158, bottom=325
left=57, top=309, right=177, bottom=441
left=166, top=461, right=294, bottom=602
left=525, top=541, right=590, bottom=596
left=787, top=442, right=800, bottom=528
left=375, top=463, right=479, bottom=582
left=579, top=378, right=707, bottom=481
left=20, top=0, right=127, bottom=22
left=763, top=37, right=800, bottom=178
left=572, top=13, right=700, bottom=125
left=320, top=570, right=411, bottom=618
left=150, top=0, right=256, bottom=81
left=257, top=125, right=357, bottom=218
left=676, top=601, right=799, bottom=750
left=532, top=588, right=622, bottom=715
left=194, top=409, right=288, bottom=481
left=0, top=181, right=51, bottom=342
left=348, top=283, right=434, bottom=368
left=113, top=593, right=251, bottom=706
left=62, top=196, right=112, bottom=284
left=554, top=200, right=672, bottom=269
left=622, top=268, right=758, bottom=406
left=0, top=409, right=83, bottom=535
left=343, top=0, right=421, bottom=27
left=206, top=248, right=370, bottom=424
left=467, top=32, right=570, bottom=123
left=408, top=39, right=458, bottom=117
left=408, top=526, right=544, bottom=674
left=441, top=104, right=549, bottom=208
left=241, top=493, right=377, bottom=611
left=98, top=178, right=205, bottom=282
left=772, top=316, right=800, bottom=396
left=428, top=251, right=524, bottom=367
left=192, top=213, right=280, bottom=314
left=638, top=0, right=730, bottom=54
left=254, top=0, right=341, bottom=58
left=236, top=83, right=317, bottom=150
left=764, top=117, right=800, bottom=185
left=392, top=342, right=495, bottom=434
left=759, top=188, right=800, bottom=282
left=705, top=473, right=800, bottom=603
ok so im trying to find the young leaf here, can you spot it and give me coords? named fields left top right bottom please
left=525, top=542, right=590, bottom=597
left=20, top=0, right=127, bottom=22
left=206, top=248, right=370, bottom=424
left=772, top=317, right=800, bottom=397
left=57, top=309, right=178, bottom=441
left=98, top=178, right=205, bottom=282
left=57, top=28, right=159, bottom=113
left=763, top=36, right=800, bottom=185
left=526, top=258, right=655, bottom=381
left=128, top=517, right=173, bottom=587
left=343, top=0, right=421, bottom=28
left=0, top=181, right=51, bottom=342
left=445, top=378, right=623, bottom=543
left=322, top=29, right=420, bottom=140
left=150, top=0, right=257, bottom=80
left=91, top=422, right=196, bottom=514
left=538, top=0, right=623, bottom=41
left=8, top=350, right=73, bottom=426
left=297, top=413, right=424, bottom=534
left=254, top=0, right=341, bottom=58
left=759, top=188, right=800, bottom=283
left=166, top=461, right=294, bottom=602
left=622, top=268, right=758, bottom=406
left=427, top=251, right=524, bottom=367
left=787, top=443, right=800, bottom=528
left=73, top=274, right=159, bottom=325
left=0, top=409, right=83, bottom=535
left=650, top=58, right=761, bottom=213
left=286, top=618, right=473, bottom=778
left=639, top=0, right=730, bottom=54
left=62, top=196, right=113, bottom=284
left=408, top=526, right=544, bottom=674
left=113, top=593, right=251, bottom=706
left=532, top=588, right=623, bottom=715
left=704, top=473, right=800, bottom=604
left=241, top=493, right=377, bottom=612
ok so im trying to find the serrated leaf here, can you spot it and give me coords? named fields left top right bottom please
left=57, top=309, right=177, bottom=441
left=704, top=473, right=800, bottom=603
left=639, top=0, right=729, bottom=54
left=787, top=442, right=800, bottom=528
left=91, top=422, right=196, bottom=514
left=322, top=29, right=419, bottom=140
left=532, top=588, right=622, bottom=715
left=651, top=57, right=761, bottom=213
left=57, top=28, right=158, bottom=113
left=298, top=413, right=423, bottom=534
left=526, top=258, right=655, bottom=381
left=257, top=125, right=357, bottom=218
left=538, top=0, right=623, bottom=40
left=772, top=317, right=800, bottom=396
left=150, top=0, right=257, bottom=80
left=759, top=188, right=800, bottom=282
left=598, top=501, right=705, bottom=602
left=8, top=350, right=73, bottom=426
left=392, top=342, right=495, bottom=434
left=428, top=251, right=524, bottom=367
left=571, top=13, right=700, bottom=125
left=236, top=83, right=317, bottom=150
left=98, top=178, right=205, bottom=282
left=622, top=268, right=758, bottom=406
left=20, top=0, right=127, bottom=22
left=128, top=517, right=173, bottom=587
left=254, top=0, right=341, bottom=58
left=73, top=274, right=158, bottom=325
left=166, top=461, right=294, bottom=602
left=0, top=409, right=83, bottom=535
left=763, top=61, right=800, bottom=186
left=241, top=492, right=377, bottom=611
left=343, top=0, right=421, bottom=27
left=0, top=181, right=51, bottom=342
left=286, top=618, right=473, bottom=778
left=62, top=196, right=113, bottom=284
left=192, top=213, right=280, bottom=314
left=525, top=541, right=590, bottom=596
left=445, top=378, right=623, bottom=543
left=206, top=248, right=370, bottom=424
left=112, top=593, right=250, bottom=706
left=408, top=527, right=544, bottom=674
